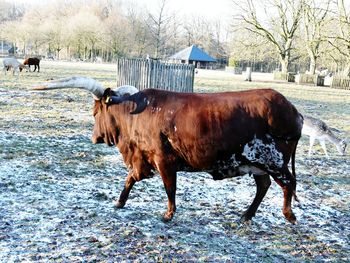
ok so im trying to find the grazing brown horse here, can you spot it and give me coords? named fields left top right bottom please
left=23, top=57, right=40, bottom=72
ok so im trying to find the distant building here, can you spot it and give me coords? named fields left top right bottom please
left=169, top=45, right=216, bottom=68
left=0, top=40, right=12, bottom=55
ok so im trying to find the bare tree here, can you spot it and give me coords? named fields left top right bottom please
left=1, top=20, right=21, bottom=52
left=146, top=0, right=173, bottom=58
left=302, top=0, right=332, bottom=74
left=183, top=16, right=210, bottom=48
left=328, top=0, right=350, bottom=76
left=0, top=0, right=24, bottom=22
left=229, top=29, right=278, bottom=68
left=42, top=17, right=67, bottom=60
left=0, top=1, right=25, bottom=54
left=164, top=12, right=183, bottom=57
left=233, top=0, right=305, bottom=73
left=125, top=5, right=151, bottom=58
left=20, top=8, right=48, bottom=55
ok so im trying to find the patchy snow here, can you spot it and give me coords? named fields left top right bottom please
left=1, top=128, right=349, bottom=262
left=0, top=63, right=349, bottom=262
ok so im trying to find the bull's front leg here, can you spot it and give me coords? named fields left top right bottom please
left=115, top=171, right=136, bottom=208
left=162, top=173, right=177, bottom=222
left=241, top=174, right=271, bottom=222
left=156, top=162, right=177, bottom=222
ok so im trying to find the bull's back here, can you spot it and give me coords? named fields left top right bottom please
left=169, top=89, right=301, bottom=139
left=152, top=89, right=302, bottom=168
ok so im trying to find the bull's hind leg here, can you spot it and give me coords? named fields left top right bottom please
left=115, top=171, right=136, bottom=208
left=272, top=168, right=297, bottom=224
left=241, top=174, right=271, bottom=222
left=282, top=184, right=296, bottom=223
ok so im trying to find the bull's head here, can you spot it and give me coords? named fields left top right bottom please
left=32, top=76, right=148, bottom=146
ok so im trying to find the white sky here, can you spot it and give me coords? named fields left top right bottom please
left=12, top=0, right=234, bottom=26
left=13, top=0, right=234, bottom=18
left=133, top=0, right=233, bottom=20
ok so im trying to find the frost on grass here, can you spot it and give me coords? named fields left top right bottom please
left=0, top=62, right=349, bottom=262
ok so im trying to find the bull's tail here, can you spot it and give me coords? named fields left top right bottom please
left=291, top=141, right=299, bottom=202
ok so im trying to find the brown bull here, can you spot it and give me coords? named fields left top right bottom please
left=34, top=77, right=303, bottom=223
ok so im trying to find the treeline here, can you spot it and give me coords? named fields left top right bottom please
left=0, top=0, right=228, bottom=63
left=1, top=0, right=350, bottom=75
left=230, top=0, right=350, bottom=75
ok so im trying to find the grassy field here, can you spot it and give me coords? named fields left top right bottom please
left=0, top=60, right=349, bottom=262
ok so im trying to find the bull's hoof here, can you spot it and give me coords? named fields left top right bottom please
left=115, top=200, right=126, bottom=209
left=283, top=210, right=297, bottom=224
left=240, top=215, right=253, bottom=225
left=162, top=212, right=174, bottom=222
left=240, top=210, right=255, bottom=223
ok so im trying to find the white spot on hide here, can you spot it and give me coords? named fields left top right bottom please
left=228, top=154, right=240, bottom=167
left=211, top=154, right=240, bottom=171
left=151, top=107, right=162, bottom=113
left=242, top=136, right=284, bottom=172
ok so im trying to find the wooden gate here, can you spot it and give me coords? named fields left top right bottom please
left=116, top=58, right=195, bottom=92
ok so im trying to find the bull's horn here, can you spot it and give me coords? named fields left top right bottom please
left=32, top=76, right=105, bottom=100
left=113, top=85, right=139, bottom=97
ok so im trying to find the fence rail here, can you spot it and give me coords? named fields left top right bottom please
left=116, top=58, right=195, bottom=93
left=331, top=76, right=350, bottom=90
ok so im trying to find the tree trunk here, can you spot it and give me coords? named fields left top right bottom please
left=308, top=56, right=317, bottom=74
left=342, top=64, right=350, bottom=77
left=84, top=46, right=87, bottom=61
left=66, top=46, right=70, bottom=61
left=280, top=59, right=289, bottom=73
left=56, top=48, right=61, bottom=60
left=91, top=42, right=95, bottom=62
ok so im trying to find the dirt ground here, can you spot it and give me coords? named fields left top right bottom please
left=0, top=61, right=349, bottom=262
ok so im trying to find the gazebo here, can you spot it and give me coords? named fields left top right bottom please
left=169, top=45, right=216, bottom=68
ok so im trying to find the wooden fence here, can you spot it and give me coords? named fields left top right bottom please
left=296, top=74, right=325, bottom=86
left=296, top=74, right=316, bottom=84
left=331, top=76, right=350, bottom=90
left=273, top=71, right=295, bottom=82
left=116, top=58, right=195, bottom=92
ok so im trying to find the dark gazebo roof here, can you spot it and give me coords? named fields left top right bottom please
left=169, top=45, right=216, bottom=62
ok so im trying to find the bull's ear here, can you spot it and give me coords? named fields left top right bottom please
left=103, top=88, right=118, bottom=105
left=129, top=92, right=148, bottom=114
